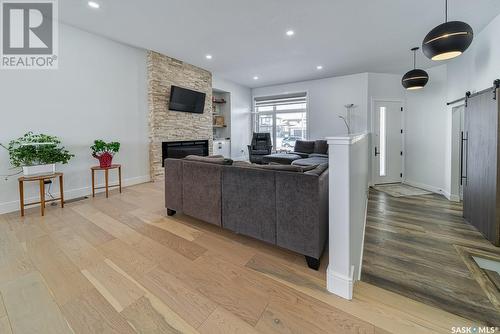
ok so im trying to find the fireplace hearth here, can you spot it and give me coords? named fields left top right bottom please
left=162, top=140, right=209, bottom=166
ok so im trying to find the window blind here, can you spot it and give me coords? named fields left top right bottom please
left=254, top=92, right=307, bottom=110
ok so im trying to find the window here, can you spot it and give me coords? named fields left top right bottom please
left=254, top=93, right=307, bottom=151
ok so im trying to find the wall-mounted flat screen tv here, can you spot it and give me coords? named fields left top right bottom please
left=168, top=86, right=206, bottom=114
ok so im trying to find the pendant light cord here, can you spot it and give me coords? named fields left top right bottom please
left=445, top=0, right=448, bottom=22
left=413, top=50, right=416, bottom=69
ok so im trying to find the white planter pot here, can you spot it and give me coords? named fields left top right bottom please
left=22, top=164, right=56, bottom=176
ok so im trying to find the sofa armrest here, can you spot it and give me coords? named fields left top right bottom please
left=165, top=158, right=183, bottom=212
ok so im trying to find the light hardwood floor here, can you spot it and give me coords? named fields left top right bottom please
left=362, top=189, right=500, bottom=326
left=0, top=182, right=473, bottom=333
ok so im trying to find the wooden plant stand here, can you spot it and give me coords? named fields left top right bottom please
left=91, top=164, right=122, bottom=198
left=18, top=173, right=64, bottom=217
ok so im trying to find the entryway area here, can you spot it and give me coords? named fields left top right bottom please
left=362, top=189, right=500, bottom=326
left=362, top=84, right=500, bottom=327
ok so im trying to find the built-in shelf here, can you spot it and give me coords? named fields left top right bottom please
left=212, top=89, right=231, bottom=156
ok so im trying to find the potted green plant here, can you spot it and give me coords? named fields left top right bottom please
left=0, top=132, right=74, bottom=176
left=90, top=140, right=120, bottom=168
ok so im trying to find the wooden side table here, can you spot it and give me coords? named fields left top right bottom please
left=91, top=164, right=122, bottom=198
left=18, top=172, right=64, bottom=217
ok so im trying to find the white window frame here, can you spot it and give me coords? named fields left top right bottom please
left=252, top=92, right=309, bottom=150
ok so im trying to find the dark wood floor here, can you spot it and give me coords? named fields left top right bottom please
left=362, top=188, right=500, bottom=326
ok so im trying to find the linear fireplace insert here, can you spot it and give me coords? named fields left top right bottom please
left=162, top=140, right=209, bottom=166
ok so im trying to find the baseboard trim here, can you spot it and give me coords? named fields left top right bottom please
left=326, top=265, right=354, bottom=300
left=403, top=180, right=445, bottom=196
left=0, top=174, right=150, bottom=215
left=443, top=191, right=461, bottom=202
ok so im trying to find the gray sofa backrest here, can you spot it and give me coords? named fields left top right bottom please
left=275, top=167, right=329, bottom=258
left=222, top=166, right=276, bottom=244
left=165, top=158, right=329, bottom=259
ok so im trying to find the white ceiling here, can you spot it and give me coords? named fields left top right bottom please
left=60, top=0, right=500, bottom=88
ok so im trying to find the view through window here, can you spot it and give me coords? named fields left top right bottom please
left=254, top=93, right=307, bottom=151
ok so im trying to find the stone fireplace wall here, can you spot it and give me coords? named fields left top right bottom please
left=148, top=51, right=213, bottom=180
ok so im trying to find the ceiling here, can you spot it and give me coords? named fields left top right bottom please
left=60, top=0, right=500, bottom=88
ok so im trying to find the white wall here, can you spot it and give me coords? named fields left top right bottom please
left=0, top=24, right=149, bottom=214
left=445, top=13, right=500, bottom=199
left=212, top=76, right=252, bottom=160
left=402, top=13, right=500, bottom=199
left=404, top=65, right=448, bottom=194
left=252, top=73, right=369, bottom=139
left=447, top=14, right=500, bottom=101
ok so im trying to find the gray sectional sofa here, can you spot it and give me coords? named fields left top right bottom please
left=164, top=155, right=329, bottom=269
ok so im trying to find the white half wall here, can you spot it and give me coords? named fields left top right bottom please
left=0, top=24, right=149, bottom=214
left=252, top=73, right=369, bottom=138
left=212, top=76, right=252, bottom=160
left=326, top=133, right=369, bottom=300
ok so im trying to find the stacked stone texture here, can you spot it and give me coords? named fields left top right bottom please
left=147, top=51, right=213, bottom=180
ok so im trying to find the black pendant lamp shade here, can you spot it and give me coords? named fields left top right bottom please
left=402, top=47, right=429, bottom=90
left=422, top=0, right=473, bottom=61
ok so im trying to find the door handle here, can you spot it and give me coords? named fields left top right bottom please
left=374, top=147, right=380, bottom=156
left=460, top=131, right=467, bottom=185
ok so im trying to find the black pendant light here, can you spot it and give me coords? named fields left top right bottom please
left=422, top=0, right=473, bottom=61
left=402, top=47, right=429, bottom=90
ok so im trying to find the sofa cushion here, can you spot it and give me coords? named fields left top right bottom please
left=309, top=153, right=328, bottom=158
left=292, top=157, right=329, bottom=167
left=294, top=140, right=315, bottom=154
left=262, top=153, right=302, bottom=165
left=184, top=155, right=233, bottom=165
left=233, top=160, right=316, bottom=172
left=314, top=140, right=328, bottom=155
left=290, top=151, right=310, bottom=158
left=257, top=164, right=317, bottom=173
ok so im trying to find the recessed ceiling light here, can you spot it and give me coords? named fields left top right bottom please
left=205, top=54, right=213, bottom=60
left=286, top=30, right=295, bottom=37
left=88, top=1, right=100, bottom=9
left=253, top=76, right=259, bottom=80
left=316, top=65, right=323, bottom=70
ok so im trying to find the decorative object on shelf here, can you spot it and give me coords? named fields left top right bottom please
left=339, top=104, right=354, bottom=135
left=91, top=140, right=120, bottom=168
left=1, top=132, right=74, bottom=176
left=213, top=115, right=225, bottom=127
left=422, top=0, right=473, bottom=61
left=212, top=97, right=226, bottom=104
left=402, top=47, right=429, bottom=90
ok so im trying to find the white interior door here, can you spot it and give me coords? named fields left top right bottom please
left=373, top=101, right=403, bottom=184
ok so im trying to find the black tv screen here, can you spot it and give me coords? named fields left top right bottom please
left=168, top=86, right=206, bottom=114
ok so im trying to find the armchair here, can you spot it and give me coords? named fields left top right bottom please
left=248, top=133, right=272, bottom=164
